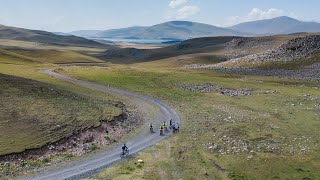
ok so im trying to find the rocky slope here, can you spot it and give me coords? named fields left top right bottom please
left=187, top=34, right=320, bottom=82
left=218, top=35, right=320, bottom=67
left=188, top=63, right=320, bottom=82
left=224, top=36, right=283, bottom=59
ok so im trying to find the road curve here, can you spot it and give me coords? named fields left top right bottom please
left=20, top=69, right=180, bottom=180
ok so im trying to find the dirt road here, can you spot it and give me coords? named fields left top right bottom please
left=20, top=69, right=180, bottom=180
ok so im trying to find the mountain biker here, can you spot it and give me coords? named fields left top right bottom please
left=122, top=143, right=128, bottom=154
left=171, top=122, right=175, bottom=130
left=163, top=122, right=168, bottom=132
left=169, top=119, right=173, bottom=128
left=160, top=125, right=164, bottom=136
left=150, top=123, right=154, bottom=133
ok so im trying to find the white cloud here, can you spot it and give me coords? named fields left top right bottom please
left=166, top=0, right=200, bottom=20
left=248, top=8, right=284, bottom=20
left=224, top=8, right=286, bottom=27
left=169, top=0, right=188, bottom=8
left=176, top=5, right=200, bottom=19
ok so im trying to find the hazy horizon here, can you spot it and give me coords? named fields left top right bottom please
left=0, top=0, right=320, bottom=32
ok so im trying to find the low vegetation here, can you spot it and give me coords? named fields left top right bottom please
left=0, top=48, right=35, bottom=64
left=59, top=62, right=320, bottom=179
left=0, top=47, right=104, bottom=64
left=7, top=48, right=103, bottom=63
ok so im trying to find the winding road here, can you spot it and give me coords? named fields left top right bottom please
left=21, top=69, right=180, bottom=180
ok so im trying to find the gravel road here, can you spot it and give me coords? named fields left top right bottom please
left=19, top=69, right=180, bottom=180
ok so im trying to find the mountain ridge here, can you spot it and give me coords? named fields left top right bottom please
left=0, top=24, right=109, bottom=48
left=70, top=21, right=249, bottom=40
left=68, top=17, right=320, bottom=40
left=228, top=16, right=320, bottom=35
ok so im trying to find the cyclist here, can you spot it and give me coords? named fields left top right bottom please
left=150, top=123, right=154, bottom=133
left=122, top=143, right=128, bottom=155
left=160, top=125, right=164, bottom=136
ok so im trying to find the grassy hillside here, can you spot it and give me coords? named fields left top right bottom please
left=0, top=24, right=110, bottom=48
left=0, top=73, right=122, bottom=156
left=96, top=34, right=303, bottom=64
left=0, top=44, right=119, bottom=157
left=0, top=39, right=106, bottom=64
left=59, top=61, right=320, bottom=180
left=0, top=48, right=35, bottom=64
left=96, top=36, right=241, bottom=63
left=0, top=39, right=107, bottom=53
left=4, top=48, right=104, bottom=64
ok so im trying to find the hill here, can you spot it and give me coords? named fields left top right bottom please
left=95, top=36, right=240, bottom=63
left=0, top=73, right=122, bottom=156
left=217, top=34, right=320, bottom=69
left=1, top=47, right=104, bottom=64
left=0, top=24, right=109, bottom=48
left=0, top=48, right=35, bottom=64
left=96, top=34, right=300, bottom=63
left=229, top=16, right=320, bottom=35
left=73, top=21, right=248, bottom=40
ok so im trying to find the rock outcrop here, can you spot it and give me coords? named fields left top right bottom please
left=220, top=35, right=320, bottom=67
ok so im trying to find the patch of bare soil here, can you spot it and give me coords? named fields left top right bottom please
left=208, top=159, right=225, bottom=173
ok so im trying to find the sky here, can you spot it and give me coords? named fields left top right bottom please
left=0, top=0, right=319, bottom=32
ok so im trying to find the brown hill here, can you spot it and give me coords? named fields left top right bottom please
left=0, top=24, right=110, bottom=48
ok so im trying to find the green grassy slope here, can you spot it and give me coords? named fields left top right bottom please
left=0, top=47, right=104, bottom=64
left=0, top=48, right=35, bottom=64
left=6, top=48, right=104, bottom=63
left=0, top=73, right=122, bottom=155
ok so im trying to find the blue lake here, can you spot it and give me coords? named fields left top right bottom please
left=93, top=38, right=179, bottom=44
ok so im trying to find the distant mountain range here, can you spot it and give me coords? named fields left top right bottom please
left=70, top=21, right=248, bottom=40
left=0, top=24, right=108, bottom=48
left=229, top=16, right=320, bottom=35
left=69, top=16, right=320, bottom=40
left=1, top=16, right=320, bottom=47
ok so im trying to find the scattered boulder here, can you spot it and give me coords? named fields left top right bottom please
left=177, top=83, right=251, bottom=97
left=187, top=35, right=320, bottom=83
left=187, top=63, right=320, bottom=83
